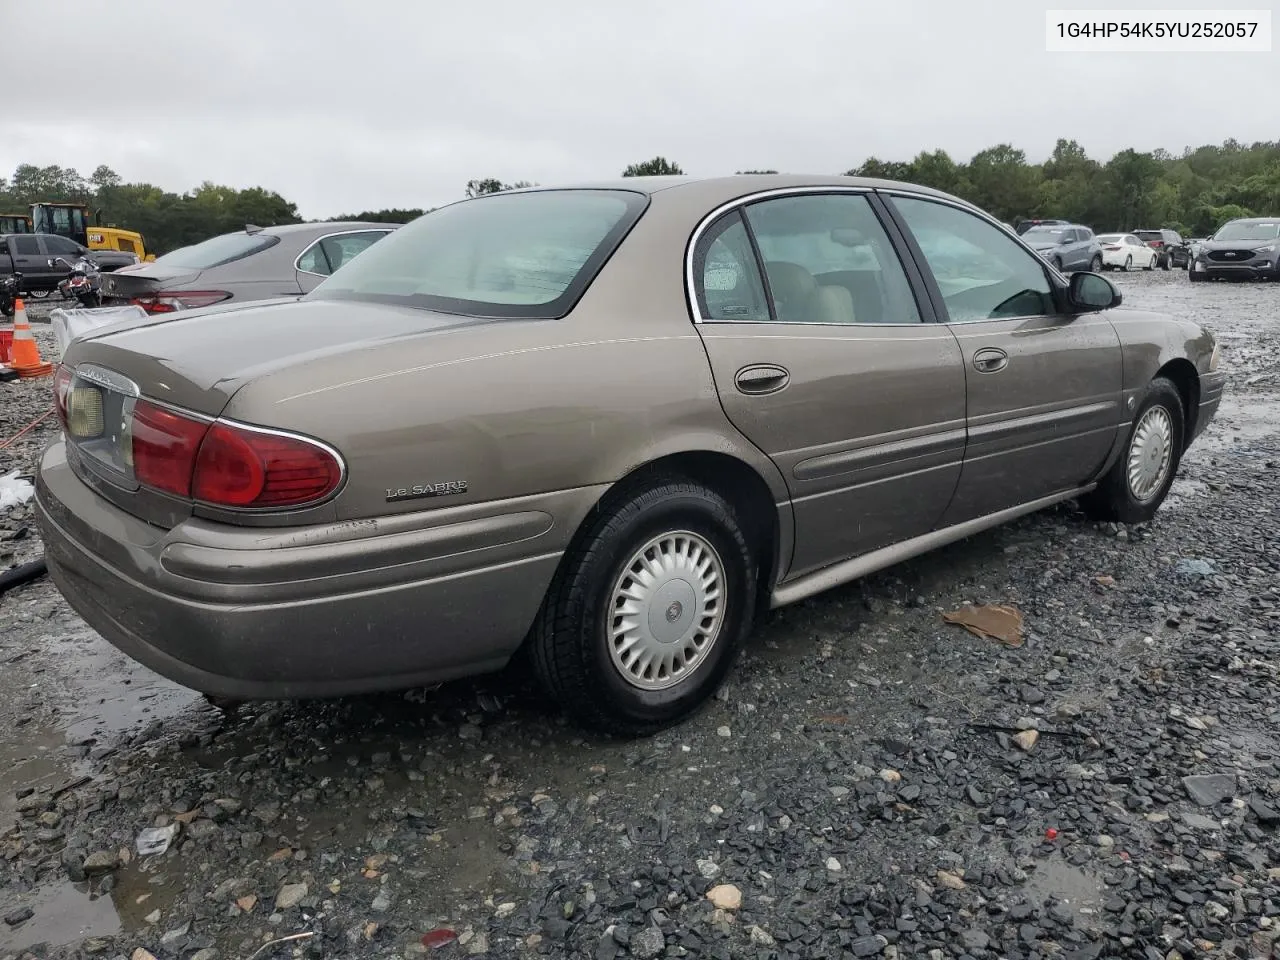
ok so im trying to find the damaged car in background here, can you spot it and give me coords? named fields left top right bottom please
left=99, top=221, right=398, bottom=314
left=37, top=175, right=1225, bottom=735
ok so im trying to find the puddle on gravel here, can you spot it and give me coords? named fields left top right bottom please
left=1195, top=392, right=1280, bottom=457
left=1024, top=859, right=1107, bottom=928
left=0, top=615, right=203, bottom=951
left=0, top=878, right=122, bottom=953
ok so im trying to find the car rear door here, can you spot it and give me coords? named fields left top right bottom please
left=883, top=192, right=1123, bottom=523
left=689, top=189, right=967, bottom=578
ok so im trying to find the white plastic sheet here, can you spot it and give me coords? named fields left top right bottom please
left=0, top=470, right=34, bottom=510
left=50, top=305, right=149, bottom=358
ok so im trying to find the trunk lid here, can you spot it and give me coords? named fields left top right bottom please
left=101, top=263, right=202, bottom=301
left=59, top=299, right=494, bottom=529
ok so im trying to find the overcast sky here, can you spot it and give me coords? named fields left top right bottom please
left=4, top=0, right=1276, bottom=219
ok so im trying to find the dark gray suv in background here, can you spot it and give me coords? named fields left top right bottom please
left=1189, top=217, right=1280, bottom=282
left=1021, top=223, right=1104, bottom=273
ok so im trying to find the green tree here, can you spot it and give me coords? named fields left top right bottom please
left=464, top=178, right=534, bottom=198
left=736, top=169, right=778, bottom=174
left=330, top=208, right=428, bottom=223
left=621, top=157, right=683, bottom=177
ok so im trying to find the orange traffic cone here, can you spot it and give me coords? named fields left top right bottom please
left=9, top=299, right=52, bottom=378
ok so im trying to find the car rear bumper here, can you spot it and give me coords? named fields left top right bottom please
left=36, top=441, right=599, bottom=699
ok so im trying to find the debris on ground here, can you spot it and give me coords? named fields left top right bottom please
left=942, top=602, right=1025, bottom=646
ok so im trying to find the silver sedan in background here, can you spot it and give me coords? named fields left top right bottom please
left=99, top=221, right=399, bottom=315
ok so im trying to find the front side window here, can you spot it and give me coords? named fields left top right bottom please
left=892, top=196, right=1055, bottom=322
left=741, top=193, right=921, bottom=324
left=45, top=236, right=81, bottom=255
left=310, top=190, right=647, bottom=319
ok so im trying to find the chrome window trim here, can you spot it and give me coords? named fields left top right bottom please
left=685, top=185, right=939, bottom=330
left=294, top=229, right=394, bottom=279
left=881, top=189, right=1069, bottom=326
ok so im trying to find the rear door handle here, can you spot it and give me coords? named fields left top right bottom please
left=972, top=348, right=1008, bottom=373
left=735, top=363, right=790, bottom=395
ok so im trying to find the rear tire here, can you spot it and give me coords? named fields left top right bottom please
left=1090, top=255, right=1103, bottom=273
left=530, top=480, right=758, bottom=735
left=1080, top=377, right=1184, bottom=525
left=1161, top=254, right=1171, bottom=271
left=1123, top=255, right=1132, bottom=272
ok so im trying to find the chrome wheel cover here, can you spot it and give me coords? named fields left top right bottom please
left=607, top=531, right=725, bottom=691
left=1127, top=405, right=1174, bottom=502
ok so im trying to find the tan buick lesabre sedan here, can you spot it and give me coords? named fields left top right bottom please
left=36, top=175, right=1226, bottom=735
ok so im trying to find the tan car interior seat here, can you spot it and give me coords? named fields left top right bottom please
left=763, top=260, right=857, bottom=324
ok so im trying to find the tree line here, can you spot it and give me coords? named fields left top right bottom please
left=2, top=140, right=1276, bottom=255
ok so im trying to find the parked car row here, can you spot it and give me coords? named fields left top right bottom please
left=38, top=173, right=1227, bottom=733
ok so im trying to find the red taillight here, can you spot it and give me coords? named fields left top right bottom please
left=1149, top=241, right=1163, bottom=247
left=126, top=399, right=342, bottom=509
left=131, top=400, right=208, bottom=497
left=130, top=291, right=231, bottom=315
left=54, top=364, right=73, bottom=429
left=193, top=424, right=341, bottom=508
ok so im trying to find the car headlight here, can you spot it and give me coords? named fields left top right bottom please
left=1254, top=244, right=1277, bottom=254
left=1209, top=342, right=1221, bottom=373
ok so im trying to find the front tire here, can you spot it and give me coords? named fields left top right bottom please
left=531, top=480, right=758, bottom=735
left=1080, top=377, right=1184, bottom=524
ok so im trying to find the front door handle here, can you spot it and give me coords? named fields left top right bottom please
left=735, top=363, right=790, bottom=395
left=972, top=347, right=1008, bottom=373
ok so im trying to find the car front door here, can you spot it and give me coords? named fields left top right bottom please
left=8, top=235, right=49, bottom=288
left=884, top=193, right=1124, bottom=523
left=690, top=190, right=968, bottom=578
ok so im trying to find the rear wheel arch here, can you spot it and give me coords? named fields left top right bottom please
left=573, top=451, right=781, bottom=611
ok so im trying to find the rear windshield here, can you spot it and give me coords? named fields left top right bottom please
left=152, top=232, right=280, bottom=269
left=308, top=189, right=648, bottom=319
left=1213, top=220, right=1280, bottom=242
left=1097, top=234, right=1123, bottom=242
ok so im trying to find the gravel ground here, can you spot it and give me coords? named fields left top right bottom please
left=2, top=273, right=1279, bottom=960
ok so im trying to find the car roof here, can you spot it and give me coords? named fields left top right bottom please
left=258, top=221, right=400, bottom=236
left=475, top=174, right=990, bottom=220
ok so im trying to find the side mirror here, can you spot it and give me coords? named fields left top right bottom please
left=1068, top=271, right=1121, bottom=311
left=47, top=258, right=57, bottom=268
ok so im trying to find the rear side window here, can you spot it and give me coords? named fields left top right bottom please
left=297, top=230, right=390, bottom=277
left=153, top=232, right=280, bottom=269
left=309, top=190, right=647, bottom=319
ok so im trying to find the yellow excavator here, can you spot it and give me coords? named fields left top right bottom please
left=0, top=213, right=32, bottom=234
left=29, top=202, right=155, bottom=262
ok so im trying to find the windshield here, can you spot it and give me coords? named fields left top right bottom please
left=152, top=232, right=280, bottom=269
left=1023, top=227, right=1069, bottom=243
left=309, top=189, right=648, bottom=318
left=1212, top=220, right=1280, bottom=242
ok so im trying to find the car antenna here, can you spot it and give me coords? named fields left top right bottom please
left=245, top=223, right=263, bottom=235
